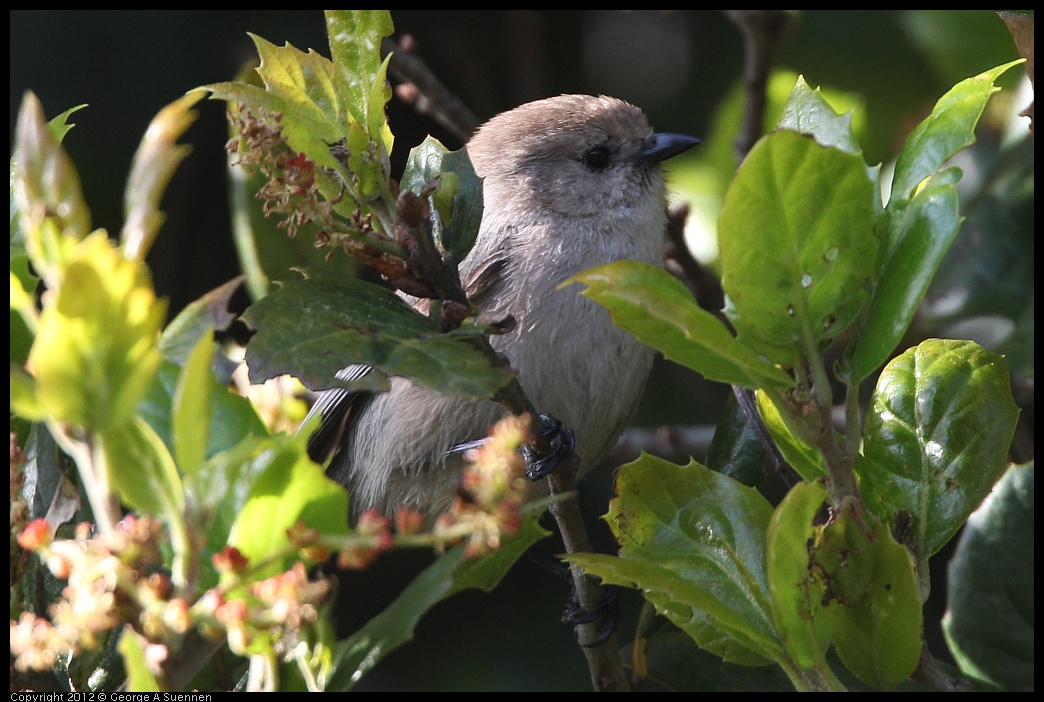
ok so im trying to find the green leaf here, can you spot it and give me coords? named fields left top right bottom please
left=101, top=417, right=184, bottom=522
left=849, top=173, right=962, bottom=381
left=706, top=394, right=769, bottom=486
left=827, top=512, right=922, bottom=689
left=344, top=117, right=387, bottom=200
left=10, top=255, right=36, bottom=366
left=943, top=462, right=1034, bottom=691
left=45, top=103, right=88, bottom=143
left=811, top=498, right=880, bottom=607
left=328, top=517, right=546, bottom=690
left=28, top=233, right=166, bottom=432
left=228, top=434, right=349, bottom=576
left=252, top=33, right=346, bottom=144
left=158, top=277, right=243, bottom=383
left=138, top=360, right=268, bottom=472
left=12, top=92, right=92, bottom=286
left=226, top=148, right=359, bottom=302
left=121, top=90, right=204, bottom=263
left=241, top=269, right=514, bottom=398
left=719, top=131, right=878, bottom=366
left=860, top=339, right=1019, bottom=567
left=186, top=435, right=282, bottom=574
left=401, top=136, right=484, bottom=260
left=206, top=13, right=396, bottom=241
left=777, top=75, right=862, bottom=155
left=636, top=627, right=795, bottom=691
left=570, top=454, right=782, bottom=666
left=9, top=99, right=85, bottom=250
left=766, top=480, right=832, bottom=669
left=207, top=64, right=343, bottom=181
left=118, top=630, right=161, bottom=693
left=755, top=390, right=827, bottom=482
left=889, top=60, right=1023, bottom=211
left=324, top=10, right=394, bottom=141
left=568, top=261, right=794, bottom=391
left=172, top=331, right=216, bottom=479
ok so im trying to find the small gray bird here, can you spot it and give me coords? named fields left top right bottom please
left=306, top=94, right=698, bottom=517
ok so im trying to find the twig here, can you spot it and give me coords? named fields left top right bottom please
left=911, top=643, right=973, bottom=692
left=546, top=457, right=631, bottom=692
left=382, top=35, right=481, bottom=144
left=723, top=10, right=796, bottom=159
left=663, top=204, right=724, bottom=314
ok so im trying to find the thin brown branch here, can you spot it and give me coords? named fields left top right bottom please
left=724, top=10, right=797, bottom=160
left=382, top=35, right=481, bottom=144
left=546, top=459, right=631, bottom=692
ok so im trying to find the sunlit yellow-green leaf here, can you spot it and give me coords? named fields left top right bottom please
left=28, top=232, right=166, bottom=431
left=766, top=480, right=832, bottom=669
left=119, top=629, right=162, bottom=692
left=12, top=92, right=92, bottom=289
left=229, top=435, right=348, bottom=577
left=719, top=131, right=877, bottom=366
left=827, top=514, right=922, bottom=689
left=173, top=331, right=216, bottom=479
left=325, top=10, right=394, bottom=137
left=121, top=90, right=204, bottom=262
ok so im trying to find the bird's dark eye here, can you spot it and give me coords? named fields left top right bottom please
left=582, top=146, right=611, bottom=171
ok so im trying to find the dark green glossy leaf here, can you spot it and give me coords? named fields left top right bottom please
left=401, top=136, right=484, bottom=260
left=570, top=454, right=782, bottom=666
left=706, top=394, right=769, bottom=486
left=568, top=261, right=794, bottom=391
left=860, top=339, right=1019, bottom=565
left=241, top=269, right=514, bottom=398
left=944, top=462, right=1034, bottom=691
left=635, top=627, right=795, bottom=691
left=719, top=131, right=877, bottom=366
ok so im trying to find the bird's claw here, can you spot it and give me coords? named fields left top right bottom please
left=521, top=413, right=576, bottom=480
left=562, top=585, right=621, bottom=648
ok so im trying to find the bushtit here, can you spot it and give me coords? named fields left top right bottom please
left=307, top=94, right=698, bottom=517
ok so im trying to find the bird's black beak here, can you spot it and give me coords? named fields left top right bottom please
left=640, top=133, right=700, bottom=166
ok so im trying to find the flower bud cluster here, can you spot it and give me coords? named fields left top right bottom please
left=226, top=104, right=335, bottom=239
left=433, top=414, right=531, bottom=557
left=11, top=514, right=332, bottom=679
